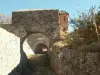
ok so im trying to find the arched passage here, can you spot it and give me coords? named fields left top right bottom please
left=35, top=43, right=48, bottom=54
left=22, top=32, right=50, bottom=56
left=21, top=32, right=56, bottom=75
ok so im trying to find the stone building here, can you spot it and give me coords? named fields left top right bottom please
left=59, top=10, right=69, bottom=31
left=0, top=9, right=69, bottom=75
left=59, top=11, right=69, bottom=39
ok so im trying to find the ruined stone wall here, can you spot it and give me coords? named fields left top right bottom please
left=50, top=46, right=100, bottom=75
left=0, top=9, right=60, bottom=75
left=17, top=10, right=60, bottom=68
left=12, top=9, right=59, bottom=39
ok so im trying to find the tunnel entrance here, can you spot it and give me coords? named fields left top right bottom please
left=35, top=43, right=48, bottom=54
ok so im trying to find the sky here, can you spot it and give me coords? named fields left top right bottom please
left=0, top=0, right=100, bottom=31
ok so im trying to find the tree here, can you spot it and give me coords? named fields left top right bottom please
left=96, top=10, right=100, bottom=40
left=71, top=6, right=100, bottom=44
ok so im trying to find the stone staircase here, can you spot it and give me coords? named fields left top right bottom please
left=25, top=54, right=56, bottom=75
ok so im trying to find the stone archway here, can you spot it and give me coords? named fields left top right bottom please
left=22, top=32, right=50, bottom=57
left=20, top=32, right=56, bottom=75
left=35, top=43, right=48, bottom=54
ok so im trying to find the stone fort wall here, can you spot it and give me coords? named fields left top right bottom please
left=12, top=9, right=60, bottom=39
left=0, top=9, right=60, bottom=75
left=50, top=44, right=100, bottom=75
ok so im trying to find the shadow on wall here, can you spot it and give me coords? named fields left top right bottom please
left=8, top=35, right=28, bottom=75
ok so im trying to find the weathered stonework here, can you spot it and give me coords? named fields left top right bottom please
left=0, top=9, right=60, bottom=75
left=12, top=9, right=60, bottom=39
left=50, top=45, right=100, bottom=75
left=0, top=9, right=100, bottom=75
